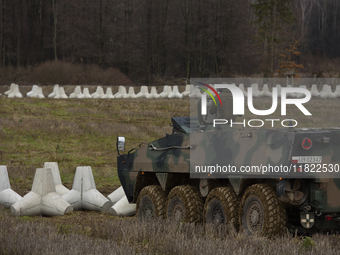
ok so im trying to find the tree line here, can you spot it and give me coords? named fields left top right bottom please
left=0, top=0, right=339, bottom=83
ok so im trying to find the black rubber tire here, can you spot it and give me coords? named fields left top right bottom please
left=166, top=185, right=203, bottom=223
left=136, top=185, right=166, bottom=221
left=240, top=183, right=286, bottom=236
left=204, top=187, right=239, bottom=229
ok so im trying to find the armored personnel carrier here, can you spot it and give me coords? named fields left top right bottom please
left=117, top=114, right=340, bottom=235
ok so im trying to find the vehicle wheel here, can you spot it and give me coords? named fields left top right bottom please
left=240, top=183, right=286, bottom=236
left=204, top=187, right=239, bottom=229
left=136, top=185, right=166, bottom=221
left=166, top=185, right=203, bottom=223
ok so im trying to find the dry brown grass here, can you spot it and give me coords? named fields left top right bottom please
left=0, top=208, right=340, bottom=254
left=1, top=93, right=340, bottom=254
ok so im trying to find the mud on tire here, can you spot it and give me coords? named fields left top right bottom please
left=166, top=185, right=203, bottom=223
left=204, top=187, right=239, bottom=229
left=240, top=183, right=286, bottom=236
left=136, top=185, right=166, bottom=220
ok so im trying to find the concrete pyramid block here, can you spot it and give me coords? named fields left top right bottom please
left=54, top=87, right=68, bottom=99
left=124, top=87, right=137, bottom=98
left=27, top=85, right=39, bottom=97
left=106, top=87, right=115, bottom=99
left=296, top=85, right=308, bottom=98
left=181, top=84, right=191, bottom=97
left=99, top=87, right=108, bottom=99
left=320, top=84, right=336, bottom=98
left=146, top=86, right=160, bottom=99
left=275, top=84, right=282, bottom=97
left=48, top=84, right=60, bottom=98
left=159, top=85, right=170, bottom=98
left=69, top=86, right=84, bottom=99
left=238, top=83, right=247, bottom=97
left=36, top=87, right=45, bottom=98
left=310, top=84, right=320, bottom=97
left=261, top=84, right=272, bottom=97
left=0, top=166, right=22, bottom=207
left=160, top=86, right=173, bottom=98
left=91, top=86, right=105, bottom=98
left=107, top=186, right=125, bottom=205
left=109, top=195, right=136, bottom=217
left=11, top=168, right=72, bottom=216
left=113, top=86, right=122, bottom=97
left=83, top=88, right=91, bottom=98
left=28, top=86, right=44, bottom=99
left=62, top=166, right=111, bottom=212
left=168, top=85, right=183, bottom=98
left=8, top=84, right=23, bottom=98
left=189, top=86, right=202, bottom=98
left=115, top=86, right=127, bottom=99
left=285, top=85, right=296, bottom=98
left=5, top=83, right=15, bottom=95
left=249, top=84, right=261, bottom=97
left=136, top=86, right=150, bottom=98
left=43, top=162, right=70, bottom=196
left=334, top=85, right=340, bottom=97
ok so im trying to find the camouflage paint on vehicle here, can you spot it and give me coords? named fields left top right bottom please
left=117, top=117, right=340, bottom=233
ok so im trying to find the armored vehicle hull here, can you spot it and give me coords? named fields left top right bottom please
left=117, top=117, right=340, bottom=235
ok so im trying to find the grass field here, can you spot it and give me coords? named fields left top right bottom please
left=1, top=88, right=340, bottom=254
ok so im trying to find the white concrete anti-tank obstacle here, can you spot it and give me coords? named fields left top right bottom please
left=0, top=166, right=22, bottom=208
left=113, top=86, right=123, bottom=98
left=115, top=86, right=127, bottom=99
left=181, top=84, right=191, bottom=97
left=69, top=86, right=84, bottom=99
left=159, top=85, right=169, bottom=98
left=238, top=83, right=247, bottom=97
left=5, top=83, right=15, bottom=95
left=261, top=84, right=272, bottom=97
left=62, top=166, right=111, bottom=212
left=27, top=85, right=44, bottom=98
left=43, top=162, right=70, bottom=196
left=295, top=85, right=307, bottom=98
left=11, top=168, right=73, bottom=216
left=107, top=186, right=125, bottom=205
left=320, top=84, right=336, bottom=98
left=106, top=87, right=115, bottom=99
left=285, top=85, right=296, bottom=98
left=8, top=84, right=23, bottom=98
left=250, top=84, right=261, bottom=97
left=160, top=85, right=173, bottom=98
left=109, top=195, right=136, bottom=216
left=335, top=85, right=340, bottom=97
left=36, top=87, right=45, bottom=98
left=189, top=86, right=202, bottom=98
left=91, top=86, right=105, bottom=99
left=54, top=87, right=68, bottom=99
left=83, top=88, right=91, bottom=98
left=123, top=87, right=136, bottom=98
left=310, top=84, right=320, bottom=97
left=276, top=84, right=282, bottom=97
left=27, top=85, right=39, bottom=97
left=136, top=86, right=150, bottom=98
left=146, top=86, right=160, bottom=99
left=100, top=89, right=108, bottom=99
left=168, top=85, right=183, bottom=98
left=48, top=84, right=59, bottom=98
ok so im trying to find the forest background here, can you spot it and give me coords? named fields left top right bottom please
left=0, top=0, right=339, bottom=85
